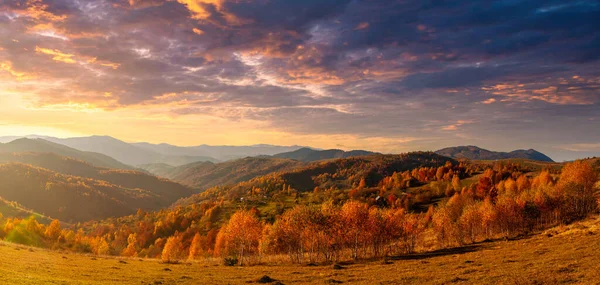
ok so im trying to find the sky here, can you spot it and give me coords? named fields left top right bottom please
left=0, top=0, right=599, bottom=161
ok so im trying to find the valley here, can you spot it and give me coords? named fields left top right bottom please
left=0, top=135, right=597, bottom=284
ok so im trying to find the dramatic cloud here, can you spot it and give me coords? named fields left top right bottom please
left=0, top=0, right=599, bottom=161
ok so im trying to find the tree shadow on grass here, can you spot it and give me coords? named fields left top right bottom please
left=390, top=244, right=486, bottom=261
left=388, top=233, right=538, bottom=261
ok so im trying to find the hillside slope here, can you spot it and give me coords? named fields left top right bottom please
left=0, top=153, right=194, bottom=222
left=0, top=163, right=161, bottom=222
left=140, top=157, right=304, bottom=189
left=175, top=152, right=455, bottom=207
left=0, top=198, right=53, bottom=224
left=0, top=152, right=193, bottom=204
left=436, top=145, right=554, bottom=162
left=0, top=139, right=132, bottom=169
left=272, top=147, right=377, bottom=162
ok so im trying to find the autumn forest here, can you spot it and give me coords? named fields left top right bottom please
left=1, top=147, right=598, bottom=270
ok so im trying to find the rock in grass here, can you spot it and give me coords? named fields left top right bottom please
left=256, top=275, right=276, bottom=283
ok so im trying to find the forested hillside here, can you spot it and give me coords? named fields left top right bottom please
left=0, top=153, right=194, bottom=222
left=140, top=157, right=305, bottom=189
left=0, top=163, right=161, bottom=222
left=0, top=152, right=597, bottom=269
left=0, top=152, right=193, bottom=204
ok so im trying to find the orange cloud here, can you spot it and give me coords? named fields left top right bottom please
left=442, top=124, right=457, bottom=131
left=9, top=0, right=67, bottom=22
left=87, top=58, right=120, bottom=70
left=35, top=46, right=76, bottom=64
left=35, top=47, right=120, bottom=69
left=482, top=79, right=598, bottom=105
left=0, top=61, right=31, bottom=80
left=285, top=68, right=346, bottom=85
left=442, top=120, right=473, bottom=131
left=481, top=98, right=496, bottom=104
left=192, top=28, right=205, bottom=35
left=177, top=0, right=250, bottom=25
left=27, top=102, right=104, bottom=113
left=355, top=22, right=369, bottom=30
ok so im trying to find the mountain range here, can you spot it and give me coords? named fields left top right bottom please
left=0, top=135, right=306, bottom=167
left=1, top=136, right=557, bottom=169
left=0, top=134, right=563, bottom=224
left=435, top=146, right=555, bottom=162
left=0, top=138, right=132, bottom=169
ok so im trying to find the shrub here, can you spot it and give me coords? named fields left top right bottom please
left=223, top=256, right=238, bottom=266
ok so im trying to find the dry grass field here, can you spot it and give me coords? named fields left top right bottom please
left=1, top=215, right=600, bottom=285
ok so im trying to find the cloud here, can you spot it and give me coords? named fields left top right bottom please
left=35, top=46, right=76, bottom=63
left=481, top=98, right=496, bottom=104
left=0, top=0, right=599, bottom=159
left=558, top=143, right=600, bottom=152
left=442, top=120, right=473, bottom=131
left=354, top=22, right=369, bottom=30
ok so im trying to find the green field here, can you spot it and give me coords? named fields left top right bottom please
left=1, top=215, right=599, bottom=285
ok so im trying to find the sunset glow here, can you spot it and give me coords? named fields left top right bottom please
left=1, top=0, right=599, bottom=160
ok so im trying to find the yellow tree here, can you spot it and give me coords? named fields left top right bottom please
left=161, top=233, right=184, bottom=263
left=44, top=219, right=61, bottom=242
left=516, top=175, right=530, bottom=192
left=401, top=213, right=424, bottom=254
left=459, top=202, right=482, bottom=243
left=0, top=213, right=3, bottom=239
left=121, top=233, right=138, bottom=257
left=532, top=170, right=553, bottom=190
left=271, top=205, right=307, bottom=263
left=558, top=161, right=598, bottom=219
left=504, top=177, right=517, bottom=195
left=452, top=175, right=461, bottom=192
left=479, top=197, right=497, bottom=238
left=188, top=233, right=203, bottom=260
left=214, top=210, right=263, bottom=266
left=94, top=236, right=111, bottom=256
left=366, top=207, right=388, bottom=258
left=340, top=201, right=370, bottom=260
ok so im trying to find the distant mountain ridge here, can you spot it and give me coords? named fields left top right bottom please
left=41, top=136, right=219, bottom=167
left=435, top=146, right=554, bottom=162
left=133, top=142, right=306, bottom=161
left=272, top=147, right=378, bottom=162
left=0, top=138, right=133, bottom=169
left=0, top=135, right=307, bottom=166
